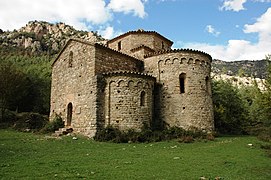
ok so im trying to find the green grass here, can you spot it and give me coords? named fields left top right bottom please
left=0, top=130, right=270, bottom=179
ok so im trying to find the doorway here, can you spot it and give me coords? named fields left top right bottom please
left=67, top=103, right=73, bottom=126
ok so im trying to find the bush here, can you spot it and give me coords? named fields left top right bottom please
left=178, top=136, right=194, bottom=143
left=39, top=114, right=64, bottom=134
left=257, top=128, right=271, bottom=142
left=94, top=125, right=126, bottom=142
left=94, top=125, right=213, bottom=143
left=260, top=143, right=271, bottom=158
left=13, top=112, right=48, bottom=132
left=0, top=109, right=16, bottom=124
left=163, top=126, right=186, bottom=140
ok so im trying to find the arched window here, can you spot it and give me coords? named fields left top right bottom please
left=67, top=103, right=73, bottom=126
left=179, top=73, right=186, bottom=94
left=140, top=91, right=146, bottom=106
left=68, top=51, right=73, bottom=68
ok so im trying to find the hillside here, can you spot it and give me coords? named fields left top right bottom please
left=0, top=21, right=269, bottom=80
left=212, top=59, right=269, bottom=79
left=0, top=21, right=105, bottom=56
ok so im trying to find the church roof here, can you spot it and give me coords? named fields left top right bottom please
left=103, top=70, right=156, bottom=79
left=107, top=29, right=173, bottom=45
left=51, top=38, right=142, bottom=67
left=144, top=48, right=212, bottom=61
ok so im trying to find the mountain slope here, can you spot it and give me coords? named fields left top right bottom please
left=212, top=59, right=269, bottom=79
left=0, top=21, right=105, bottom=56
left=0, top=21, right=269, bottom=81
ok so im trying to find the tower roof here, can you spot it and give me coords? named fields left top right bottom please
left=107, top=29, right=173, bottom=46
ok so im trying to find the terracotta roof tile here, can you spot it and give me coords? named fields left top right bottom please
left=144, top=49, right=212, bottom=61
left=102, top=70, right=156, bottom=79
left=107, top=29, right=173, bottom=45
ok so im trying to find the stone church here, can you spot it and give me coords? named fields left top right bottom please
left=50, top=30, right=214, bottom=137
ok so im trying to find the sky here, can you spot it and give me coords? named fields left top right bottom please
left=0, top=0, right=271, bottom=61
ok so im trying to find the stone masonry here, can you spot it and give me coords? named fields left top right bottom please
left=50, top=30, right=214, bottom=137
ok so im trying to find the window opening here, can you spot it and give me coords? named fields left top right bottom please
left=118, top=41, right=122, bottom=51
left=68, top=51, right=73, bottom=68
left=179, top=73, right=186, bottom=94
left=140, top=91, right=146, bottom=106
left=67, top=103, right=73, bottom=126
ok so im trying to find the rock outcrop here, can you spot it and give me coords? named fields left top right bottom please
left=0, top=21, right=106, bottom=55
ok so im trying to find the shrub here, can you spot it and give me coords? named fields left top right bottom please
left=0, top=109, right=16, bottom=124
left=13, top=112, right=48, bottom=132
left=185, top=127, right=208, bottom=139
left=94, top=125, right=213, bottom=143
left=39, top=114, right=64, bottom=134
left=257, top=128, right=271, bottom=142
left=163, top=126, right=186, bottom=140
left=179, top=135, right=194, bottom=143
left=260, top=143, right=271, bottom=158
left=94, top=125, right=126, bottom=143
left=206, top=133, right=215, bottom=141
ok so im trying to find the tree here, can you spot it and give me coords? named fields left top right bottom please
left=260, top=55, right=271, bottom=126
left=238, top=68, right=246, bottom=77
left=239, top=81, right=263, bottom=125
left=0, top=62, right=31, bottom=120
left=212, top=80, right=248, bottom=134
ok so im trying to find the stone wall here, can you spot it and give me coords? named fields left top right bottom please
left=144, top=50, right=214, bottom=131
left=94, top=44, right=144, bottom=74
left=50, top=40, right=98, bottom=137
left=107, top=31, right=172, bottom=59
left=50, top=31, right=215, bottom=138
left=102, top=72, right=155, bottom=131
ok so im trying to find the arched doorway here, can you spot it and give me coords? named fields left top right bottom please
left=67, top=103, right=73, bottom=126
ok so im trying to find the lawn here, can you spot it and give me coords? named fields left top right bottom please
left=0, top=129, right=270, bottom=179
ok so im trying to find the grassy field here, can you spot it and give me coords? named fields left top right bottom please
left=0, top=129, right=270, bottom=179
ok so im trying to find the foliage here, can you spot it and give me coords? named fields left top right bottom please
left=0, top=62, right=32, bottom=119
left=0, top=54, right=52, bottom=115
left=0, top=110, right=16, bottom=128
left=242, top=56, right=271, bottom=139
left=1, top=130, right=271, bottom=179
left=260, top=58, right=271, bottom=126
left=13, top=112, right=48, bottom=132
left=40, top=114, right=64, bottom=134
left=212, top=55, right=271, bottom=139
left=212, top=59, right=269, bottom=79
left=94, top=125, right=211, bottom=143
left=212, top=80, right=248, bottom=134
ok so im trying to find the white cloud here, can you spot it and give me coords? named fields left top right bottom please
left=0, top=0, right=148, bottom=31
left=0, top=0, right=111, bottom=31
left=253, top=0, right=271, bottom=2
left=219, top=0, right=247, bottom=12
left=108, top=0, right=147, bottom=18
left=180, top=8, right=271, bottom=60
left=205, top=25, right=220, bottom=36
left=244, top=7, right=271, bottom=42
left=98, top=25, right=123, bottom=39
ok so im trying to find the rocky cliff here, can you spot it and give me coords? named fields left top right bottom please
left=212, top=59, right=269, bottom=90
left=212, top=59, right=269, bottom=79
left=0, top=21, right=106, bottom=55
